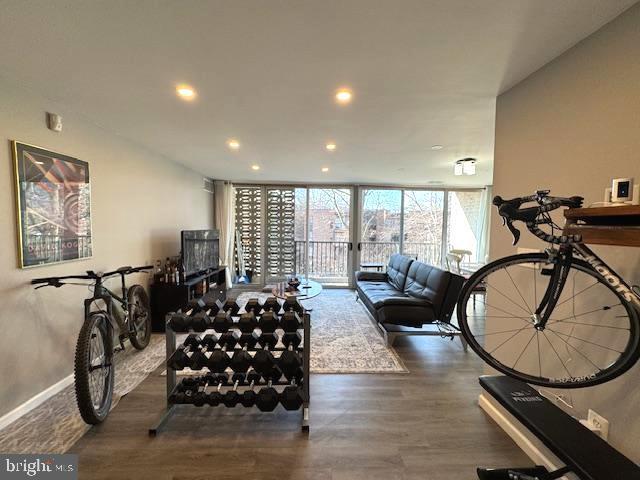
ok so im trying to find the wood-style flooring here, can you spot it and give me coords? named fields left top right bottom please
left=70, top=330, right=531, bottom=479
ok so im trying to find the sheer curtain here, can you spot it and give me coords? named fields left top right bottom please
left=214, top=180, right=235, bottom=288
left=476, top=186, right=492, bottom=263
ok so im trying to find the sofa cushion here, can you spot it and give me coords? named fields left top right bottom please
left=404, top=261, right=453, bottom=315
left=356, top=281, right=407, bottom=308
left=386, top=253, right=414, bottom=291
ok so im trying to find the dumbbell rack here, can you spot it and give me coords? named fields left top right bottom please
left=149, top=304, right=311, bottom=435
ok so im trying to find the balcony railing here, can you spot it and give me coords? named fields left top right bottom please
left=294, top=240, right=440, bottom=282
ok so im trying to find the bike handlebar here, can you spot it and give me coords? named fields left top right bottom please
left=493, top=190, right=584, bottom=245
left=31, top=265, right=153, bottom=288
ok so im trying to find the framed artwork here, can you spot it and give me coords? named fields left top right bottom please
left=12, top=141, right=93, bottom=268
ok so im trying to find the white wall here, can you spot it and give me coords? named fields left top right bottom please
left=491, top=3, right=640, bottom=461
left=0, top=77, right=213, bottom=418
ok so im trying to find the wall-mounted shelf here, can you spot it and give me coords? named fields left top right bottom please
left=563, top=205, right=640, bottom=247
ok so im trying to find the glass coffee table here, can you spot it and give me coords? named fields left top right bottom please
left=271, top=279, right=323, bottom=307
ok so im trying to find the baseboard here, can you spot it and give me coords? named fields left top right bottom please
left=478, top=393, right=573, bottom=480
left=0, top=374, right=74, bottom=432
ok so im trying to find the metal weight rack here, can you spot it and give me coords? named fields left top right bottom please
left=149, top=303, right=310, bottom=435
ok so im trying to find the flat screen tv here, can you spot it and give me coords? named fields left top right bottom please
left=181, top=229, right=219, bottom=276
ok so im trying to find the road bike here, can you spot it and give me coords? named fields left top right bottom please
left=32, top=265, right=153, bottom=423
left=457, top=191, right=640, bottom=388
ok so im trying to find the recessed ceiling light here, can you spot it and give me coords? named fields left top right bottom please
left=176, top=84, right=196, bottom=100
left=335, top=88, right=353, bottom=104
left=227, top=139, right=240, bottom=150
left=431, top=145, right=444, bottom=150
left=325, top=142, right=337, bottom=151
left=321, top=167, right=329, bottom=173
left=251, top=165, right=260, bottom=171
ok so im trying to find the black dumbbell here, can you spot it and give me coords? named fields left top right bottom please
left=207, top=373, right=229, bottom=406
left=191, top=310, right=214, bottom=332
left=193, top=374, right=216, bottom=407
left=259, top=332, right=279, bottom=350
left=190, top=337, right=220, bottom=370
left=230, top=343, right=252, bottom=373
left=253, top=341, right=276, bottom=376
left=182, top=333, right=202, bottom=349
left=237, top=331, right=261, bottom=349
left=280, top=378, right=305, bottom=411
left=222, top=373, right=245, bottom=407
left=262, top=296, right=281, bottom=313
left=222, top=298, right=241, bottom=316
left=280, top=311, right=303, bottom=332
left=201, top=333, right=221, bottom=349
left=258, top=311, right=279, bottom=333
left=255, top=375, right=279, bottom=412
left=212, top=311, right=233, bottom=333
left=168, top=311, right=191, bottom=332
left=244, top=298, right=263, bottom=315
left=238, top=312, right=258, bottom=333
left=282, top=331, right=302, bottom=349
left=282, top=297, right=303, bottom=314
left=240, top=371, right=261, bottom=407
left=169, top=377, right=200, bottom=404
left=279, top=343, right=303, bottom=380
left=167, top=344, right=196, bottom=370
left=207, top=334, right=234, bottom=372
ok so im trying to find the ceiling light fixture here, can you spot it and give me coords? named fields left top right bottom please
left=431, top=145, right=444, bottom=150
left=321, top=167, right=329, bottom=173
left=251, top=165, right=260, bottom=171
left=325, top=142, right=337, bottom=151
left=176, top=84, right=196, bottom=100
left=454, top=157, right=477, bottom=176
left=335, top=88, right=353, bottom=104
left=227, top=139, right=240, bottom=150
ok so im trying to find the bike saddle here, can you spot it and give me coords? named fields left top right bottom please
left=116, top=266, right=132, bottom=273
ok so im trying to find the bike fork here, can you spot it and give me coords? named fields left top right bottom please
left=532, top=246, right=573, bottom=330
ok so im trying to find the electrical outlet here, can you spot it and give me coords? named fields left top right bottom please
left=587, top=409, right=609, bottom=441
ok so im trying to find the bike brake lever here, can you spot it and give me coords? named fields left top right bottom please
left=505, top=218, right=521, bottom=246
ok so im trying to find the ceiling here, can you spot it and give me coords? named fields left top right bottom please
left=0, top=0, right=636, bottom=187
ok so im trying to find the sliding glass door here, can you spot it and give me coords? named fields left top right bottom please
left=304, top=188, right=352, bottom=286
left=359, top=189, right=401, bottom=271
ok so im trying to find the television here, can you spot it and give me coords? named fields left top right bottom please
left=181, top=230, right=219, bottom=276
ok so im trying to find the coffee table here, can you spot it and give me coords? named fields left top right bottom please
left=271, top=278, right=322, bottom=303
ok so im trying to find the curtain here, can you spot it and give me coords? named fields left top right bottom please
left=476, top=185, right=492, bottom=263
left=214, top=180, right=235, bottom=288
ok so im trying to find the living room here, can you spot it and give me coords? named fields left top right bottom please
left=1, top=2, right=639, bottom=479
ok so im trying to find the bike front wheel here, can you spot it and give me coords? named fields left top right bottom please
left=457, top=253, right=640, bottom=388
left=128, top=284, right=151, bottom=350
left=74, top=312, right=114, bottom=424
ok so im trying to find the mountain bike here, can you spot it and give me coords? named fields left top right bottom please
left=457, top=191, right=640, bottom=388
left=31, top=265, right=153, bottom=423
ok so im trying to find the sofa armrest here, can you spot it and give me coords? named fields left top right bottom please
left=355, top=270, right=388, bottom=282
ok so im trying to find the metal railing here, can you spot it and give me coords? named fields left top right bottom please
left=294, top=240, right=440, bottom=279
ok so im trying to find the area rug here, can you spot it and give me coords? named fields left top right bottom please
left=239, top=289, right=407, bottom=373
left=0, top=334, right=167, bottom=454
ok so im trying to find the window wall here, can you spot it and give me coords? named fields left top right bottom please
left=234, top=184, right=488, bottom=287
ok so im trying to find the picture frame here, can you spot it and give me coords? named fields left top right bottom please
left=12, top=141, right=93, bottom=268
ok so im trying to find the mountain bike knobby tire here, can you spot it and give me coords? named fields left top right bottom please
left=74, top=312, right=114, bottom=424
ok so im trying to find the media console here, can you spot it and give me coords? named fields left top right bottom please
left=150, top=266, right=227, bottom=332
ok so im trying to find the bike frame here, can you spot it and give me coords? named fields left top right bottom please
left=84, top=273, right=132, bottom=338
left=536, top=242, right=640, bottom=331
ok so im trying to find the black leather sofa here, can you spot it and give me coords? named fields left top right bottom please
left=355, top=254, right=465, bottom=346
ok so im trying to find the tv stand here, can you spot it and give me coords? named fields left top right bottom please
left=150, top=266, right=227, bottom=332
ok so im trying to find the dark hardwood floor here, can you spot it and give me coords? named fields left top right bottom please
left=70, top=328, right=531, bottom=479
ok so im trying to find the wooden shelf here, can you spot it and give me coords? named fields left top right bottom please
left=563, top=205, right=640, bottom=247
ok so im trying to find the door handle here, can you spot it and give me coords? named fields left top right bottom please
left=348, top=242, right=353, bottom=251
left=357, top=242, right=362, bottom=251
